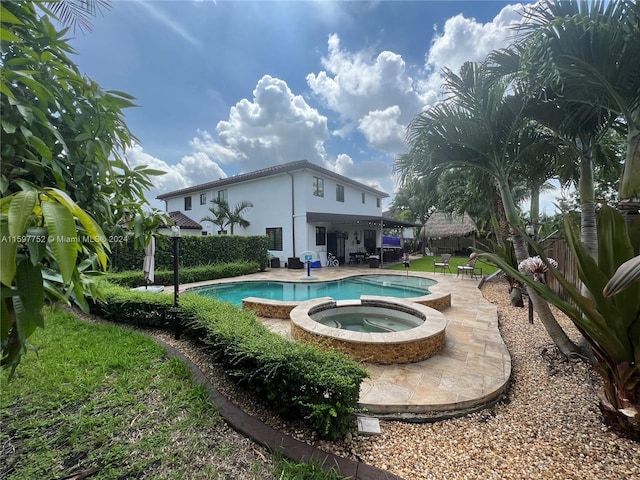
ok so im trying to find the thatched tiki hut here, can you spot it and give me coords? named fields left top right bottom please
left=420, top=212, right=478, bottom=256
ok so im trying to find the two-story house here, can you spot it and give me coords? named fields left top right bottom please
left=157, top=160, right=415, bottom=266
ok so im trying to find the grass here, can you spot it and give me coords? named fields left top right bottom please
left=273, top=456, right=345, bottom=480
left=1, top=308, right=347, bottom=480
left=386, top=254, right=499, bottom=276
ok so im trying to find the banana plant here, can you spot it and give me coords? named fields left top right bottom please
left=0, top=186, right=110, bottom=374
left=480, top=205, right=640, bottom=440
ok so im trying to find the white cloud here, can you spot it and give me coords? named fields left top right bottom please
left=357, top=106, right=406, bottom=152
left=141, top=5, right=528, bottom=211
left=419, top=4, right=526, bottom=95
left=323, top=153, right=393, bottom=199
left=193, top=75, right=330, bottom=172
left=125, top=142, right=226, bottom=209
left=306, top=34, right=426, bottom=152
left=130, top=76, right=335, bottom=207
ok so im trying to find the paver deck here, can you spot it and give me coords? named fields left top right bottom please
left=181, top=260, right=511, bottom=417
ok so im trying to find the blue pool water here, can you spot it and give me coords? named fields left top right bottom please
left=190, top=275, right=436, bottom=306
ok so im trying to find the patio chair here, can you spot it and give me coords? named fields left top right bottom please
left=457, top=253, right=482, bottom=279
left=434, top=254, right=452, bottom=273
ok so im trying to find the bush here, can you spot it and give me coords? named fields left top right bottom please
left=91, top=282, right=369, bottom=440
left=91, top=280, right=175, bottom=328
left=106, top=261, right=260, bottom=288
left=109, top=234, right=269, bottom=272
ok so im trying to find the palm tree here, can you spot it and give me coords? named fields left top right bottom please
left=201, top=198, right=253, bottom=235
left=388, top=174, right=437, bottom=254
left=399, top=61, right=580, bottom=356
left=515, top=0, right=640, bottom=222
left=227, top=200, right=253, bottom=234
left=201, top=198, right=231, bottom=234
left=489, top=39, right=617, bottom=265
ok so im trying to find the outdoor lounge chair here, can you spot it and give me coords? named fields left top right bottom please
left=434, top=254, right=452, bottom=273
left=457, top=253, right=482, bottom=279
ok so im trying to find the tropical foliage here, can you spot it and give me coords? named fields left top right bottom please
left=1, top=2, right=167, bottom=372
left=201, top=198, right=253, bottom=235
left=397, top=60, right=579, bottom=355
left=516, top=0, right=640, bottom=220
left=482, top=206, right=640, bottom=440
left=394, top=0, right=639, bottom=437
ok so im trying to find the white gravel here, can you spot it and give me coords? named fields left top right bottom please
left=149, top=277, right=640, bottom=480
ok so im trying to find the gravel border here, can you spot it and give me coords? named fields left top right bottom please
left=125, top=277, right=640, bottom=479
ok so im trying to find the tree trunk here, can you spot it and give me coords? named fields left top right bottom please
left=498, top=180, right=580, bottom=356
left=493, top=190, right=510, bottom=246
left=578, top=147, right=598, bottom=301
left=511, top=232, right=580, bottom=356
left=620, top=114, right=640, bottom=204
left=619, top=112, right=640, bottom=225
left=577, top=144, right=597, bottom=250
left=530, top=186, right=539, bottom=240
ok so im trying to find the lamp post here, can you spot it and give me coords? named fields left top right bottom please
left=170, top=225, right=181, bottom=339
left=524, top=224, right=535, bottom=324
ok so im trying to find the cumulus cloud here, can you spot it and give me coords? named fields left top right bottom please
left=323, top=153, right=393, bottom=197
left=419, top=4, right=526, bottom=95
left=306, top=34, right=426, bottom=151
left=126, top=142, right=226, bottom=209
left=204, top=74, right=330, bottom=171
left=357, top=106, right=406, bottom=152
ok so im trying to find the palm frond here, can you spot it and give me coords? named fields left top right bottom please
left=46, top=0, right=111, bottom=32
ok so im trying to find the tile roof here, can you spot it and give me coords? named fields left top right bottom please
left=168, top=211, right=202, bottom=229
left=157, top=160, right=388, bottom=200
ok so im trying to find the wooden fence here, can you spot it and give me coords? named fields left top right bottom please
left=542, top=237, right=580, bottom=301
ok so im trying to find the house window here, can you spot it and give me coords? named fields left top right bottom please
left=362, top=192, right=365, bottom=204
left=376, top=198, right=381, bottom=208
left=313, top=176, right=324, bottom=197
left=315, top=226, right=326, bottom=246
left=200, top=193, right=207, bottom=205
left=218, top=189, right=228, bottom=202
left=266, top=227, right=283, bottom=250
left=336, top=184, right=344, bottom=202
left=184, top=196, right=192, bottom=210
left=201, top=231, right=208, bottom=236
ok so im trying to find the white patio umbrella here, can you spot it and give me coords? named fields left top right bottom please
left=143, top=236, right=155, bottom=287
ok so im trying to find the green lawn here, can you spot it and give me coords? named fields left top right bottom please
left=386, top=254, right=499, bottom=276
left=1, top=308, right=346, bottom=480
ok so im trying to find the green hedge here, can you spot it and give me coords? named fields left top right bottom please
left=90, top=281, right=369, bottom=440
left=106, top=262, right=260, bottom=288
left=110, top=234, right=269, bottom=272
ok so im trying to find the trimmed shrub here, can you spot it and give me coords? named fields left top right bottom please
left=90, top=282, right=369, bottom=440
left=106, top=261, right=260, bottom=288
left=91, top=280, right=175, bottom=328
left=110, top=234, right=269, bottom=272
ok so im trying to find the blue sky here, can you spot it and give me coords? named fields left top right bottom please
left=64, top=1, right=557, bottom=212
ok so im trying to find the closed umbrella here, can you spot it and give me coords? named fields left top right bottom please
left=143, top=236, right=155, bottom=287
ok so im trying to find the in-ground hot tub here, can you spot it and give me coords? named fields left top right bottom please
left=290, top=297, right=447, bottom=364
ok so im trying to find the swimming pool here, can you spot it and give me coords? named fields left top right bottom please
left=190, top=274, right=436, bottom=306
